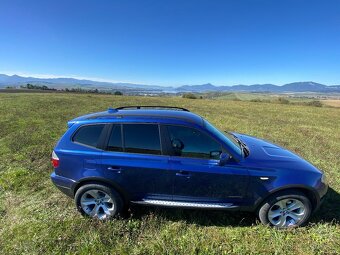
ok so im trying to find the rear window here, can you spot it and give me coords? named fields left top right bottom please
left=123, top=124, right=161, bottom=155
left=72, top=124, right=105, bottom=148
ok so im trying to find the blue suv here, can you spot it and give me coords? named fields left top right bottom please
left=51, top=106, right=328, bottom=228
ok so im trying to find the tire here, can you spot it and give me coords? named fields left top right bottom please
left=257, top=190, right=312, bottom=228
left=75, top=183, right=123, bottom=220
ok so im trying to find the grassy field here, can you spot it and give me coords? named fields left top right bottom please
left=209, top=92, right=340, bottom=107
left=0, top=93, right=339, bottom=254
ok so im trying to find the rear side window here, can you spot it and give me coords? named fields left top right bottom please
left=123, top=124, right=161, bottom=155
left=72, top=124, right=105, bottom=148
left=107, top=125, right=123, bottom=152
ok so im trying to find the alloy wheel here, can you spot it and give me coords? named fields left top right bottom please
left=80, top=189, right=114, bottom=220
left=267, top=198, right=306, bottom=227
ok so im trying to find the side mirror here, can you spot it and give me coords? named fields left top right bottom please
left=219, top=152, right=231, bottom=166
left=210, top=150, right=222, bottom=159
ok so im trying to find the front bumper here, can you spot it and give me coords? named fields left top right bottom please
left=50, top=172, right=76, bottom=198
left=314, top=181, right=328, bottom=212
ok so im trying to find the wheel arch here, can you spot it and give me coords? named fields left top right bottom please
left=255, top=185, right=320, bottom=212
left=72, top=177, right=130, bottom=204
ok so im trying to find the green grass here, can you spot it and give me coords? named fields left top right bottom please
left=0, top=93, right=339, bottom=254
left=216, top=92, right=274, bottom=101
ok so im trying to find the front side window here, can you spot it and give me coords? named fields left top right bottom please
left=203, top=119, right=242, bottom=157
left=72, top=124, right=105, bottom=148
left=166, top=125, right=222, bottom=159
left=123, top=124, right=161, bottom=155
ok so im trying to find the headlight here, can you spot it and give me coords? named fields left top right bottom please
left=321, top=174, right=327, bottom=184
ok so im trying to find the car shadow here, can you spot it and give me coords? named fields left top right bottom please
left=310, top=187, right=340, bottom=224
left=127, top=187, right=340, bottom=227
left=128, top=205, right=257, bottom=227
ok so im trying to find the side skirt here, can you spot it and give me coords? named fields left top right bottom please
left=131, top=199, right=238, bottom=209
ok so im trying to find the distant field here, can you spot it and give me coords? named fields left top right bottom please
left=322, top=99, right=340, bottom=107
left=216, top=92, right=273, bottom=101
left=0, top=88, right=57, bottom=93
left=212, top=92, right=340, bottom=106
left=0, top=93, right=339, bottom=254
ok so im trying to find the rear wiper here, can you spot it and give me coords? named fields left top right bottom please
left=227, top=132, right=250, bottom=157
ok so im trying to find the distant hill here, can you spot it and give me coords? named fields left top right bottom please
left=176, top=81, right=340, bottom=93
left=0, top=74, right=164, bottom=91
left=0, top=74, right=339, bottom=93
left=178, top=83, right=218, bottom=91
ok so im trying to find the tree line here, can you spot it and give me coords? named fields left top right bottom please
left=19, top=83, right=123, bottom=95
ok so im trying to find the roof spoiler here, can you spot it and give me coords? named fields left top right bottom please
left=67, top=120, right=76, bottom=128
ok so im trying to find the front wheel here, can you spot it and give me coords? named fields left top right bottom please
left=258, top=190, right=312, bottom=228
left=75, top=184, right=123, bottom=220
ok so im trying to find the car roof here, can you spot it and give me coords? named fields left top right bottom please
left=68, top=106, right=204, bottom=127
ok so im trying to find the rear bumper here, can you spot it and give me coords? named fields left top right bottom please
left=50, top=172, right=76, bottom=198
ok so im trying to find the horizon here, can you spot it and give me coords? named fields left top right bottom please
left=0, top=72, right=338, bottom=87
left=1, top=0, right=340, bottom=86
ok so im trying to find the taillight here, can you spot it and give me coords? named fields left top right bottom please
left=51, top=151, right=59, bottom=168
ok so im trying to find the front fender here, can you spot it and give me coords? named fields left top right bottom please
left=246, top=168, right=323, bottom=211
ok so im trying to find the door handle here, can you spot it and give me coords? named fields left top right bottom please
left=176, top=170, right=191, bottom=178
left=107, top=166, right=122, bottom=173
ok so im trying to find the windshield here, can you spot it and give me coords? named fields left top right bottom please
left=203, top=119, right=242, bottom=157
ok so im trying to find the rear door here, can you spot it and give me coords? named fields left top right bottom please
left=164, top=124, right=249, bottom=203
left=101, top=123, right=174, bottom=201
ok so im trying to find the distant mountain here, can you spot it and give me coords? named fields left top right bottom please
left=176, top=81, right=340, bottom=93
left=0, top=74, right=340, bottom=93
left=281, top=82, right=326, bottom=92
left=0, top=74, right=158, bottom=90
left=178, top=83, right=218, bottom=91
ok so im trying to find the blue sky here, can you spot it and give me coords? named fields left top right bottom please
left=0, top=0, right=339, bottom=86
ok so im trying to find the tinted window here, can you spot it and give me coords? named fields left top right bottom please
left=203, top=119, right=242, bottom=156
left=107, top=125, right=123, bottom=152
left=167, top=125, right=222, bottom=159
left=73, top=124, right=104, bottom=148
left=123, top=124, right=161, bottom=155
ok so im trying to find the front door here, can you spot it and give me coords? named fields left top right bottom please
left=165, top=125, right=249, bottom=202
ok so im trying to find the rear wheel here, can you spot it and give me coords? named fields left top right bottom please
left=258, top=190, right=312, bottom=228
left=75, top=184, right=123, bottom=220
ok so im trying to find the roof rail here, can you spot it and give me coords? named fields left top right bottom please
left=115, top=106, right=190, bottom=112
